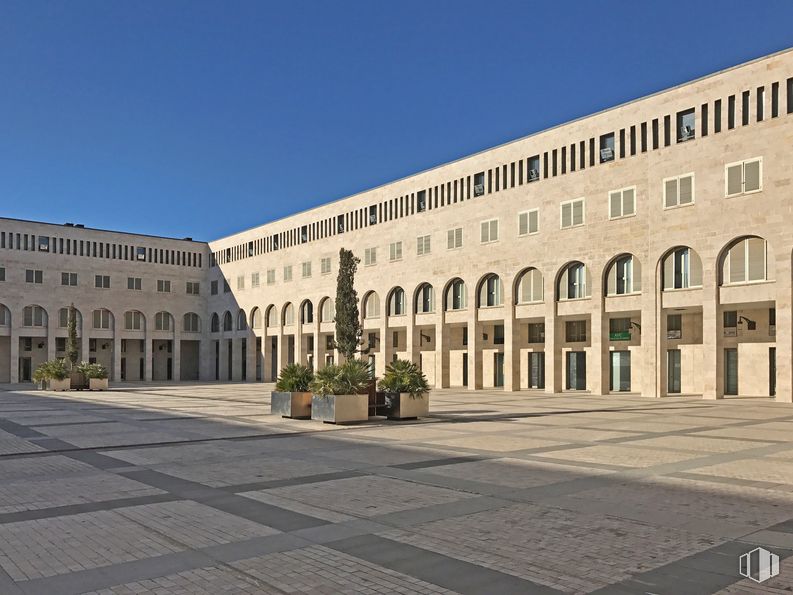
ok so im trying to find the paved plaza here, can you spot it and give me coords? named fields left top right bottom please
left=0, top=385, right=792, bottom=594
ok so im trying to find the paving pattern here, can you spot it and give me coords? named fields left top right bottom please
left=0, top=382, right=792, bottom=593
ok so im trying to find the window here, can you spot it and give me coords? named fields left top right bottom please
left=714, top=99, right=722, bottom=133
left=723, top=237, right=768, bottom=285
left=559, top=262, right=588, bottom=300
left=186, top=281, right=200, bottom=295
left=667, top=314, right=682, bottom=339
left=479, top=275, right=503, bottom=307
left=266, top=269, right=276, bottom=285
left=389, top=241, right=403, bottom=261
left=788, top=77, right=793, bottom=114
left=446, top=279, right=467, bottom=311
left=321, top=257, right=331, bottom=275
left=565, top=320, right=587, bottom=342
left=224, top=311, right=234, bottom=331
left=364, top=293, right=380, bottom=318
left=742, top=90, right=750, bottom=126
left=56, top=337, right=66, bottom=352
left=662, top=247, right=703, bottom=290
left=528, top=322, right=545, bottom=343
left=211, top=313, right=220, bottom=332
left=38, top=236, right=49, bottom=252
left=320, top=299, right=335, bottom=322
left=23, top=306, right=45, bottom=327
left=155, top=312, right=171, bottom=331
left=607, top=255, right=641, bottom=295
left=237, top=310, right=247, bottom=330
left=560, top=198, right=585, bottom=229
left=677, top=108, right=695, bottom=142
left=599, top=133, right=615, bottom=162
left=517, top=268, right=543, bottom=303
left=93, top=309, right=111, bottom=329
left=473, top=172, right=485, bottom=196
left=518, top=210, right=539, bottom=236
left=283, top=265, right=293, bottom=282
left=0, top=267, right=4, bottom=282
left=447, top=227, right=463, bottom=249
left=416, top=284, right=434, bottom=313
left=136, top=247, right=146, bottom=261
left=609, top=317, right=631, bottom=335
left=124, top=311, right=143, bottom=330
left=157, top=280, right=171, bottom=293
left=61, top=272, right=77, bottom=286
left=364, top=247, right=377, bottom=266
left=527, top=155, right=540, bottom=181
left=127, top=277, right=142, bottom=290
left=725, top=158, right=762, bottom=197
left=95, top=275, right=110, bottom=289
left=724, top=310, right=738, bottom=328
left=302, top=261, right=312, bottom=278
left=493, top=324, right=505, bottom=345
left=416, top=235, right=431, bottom=256
left=223, top=279, right=230, bottom=293
left=211, top=280, right=218, bottom=295
left=608, top=187, right=636, bottom=220
left=58, top=308, right=72, bottom=328
left=416, top=190, right=427, bottom=212
left=663, top=173, right=695, bottom=208
left=389, top=288, right=406, bottom=316
left=480, top=219, right=498, bottom=243
left=26, top=269, right=43, bottom=284
left=235, top=275, right=244, bottom=290
left=183, top=313, right=200, bottom=332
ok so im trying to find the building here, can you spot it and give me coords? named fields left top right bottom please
left=2, top=49, right=793, bottom=402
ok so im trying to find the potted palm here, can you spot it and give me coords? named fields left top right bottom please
left=378, top=359, right=430, bottom=420
left=33, top=359, right=70, bottom=391
left=271, top=363, right=314, bottom=419
left=78, top=362, right=109, bottom=390
left=310, top=360, right=371, bottom=424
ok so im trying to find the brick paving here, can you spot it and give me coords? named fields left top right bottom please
left=0, top=383, right=792, bottom=593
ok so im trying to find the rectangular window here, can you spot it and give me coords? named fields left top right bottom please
left=757, top=86, right=765, bottom=122
left=725, top=157, right=762, bottom=197
left=787, top=77, right=793, bottom=114
left=652, top=119, right=659, bottom=149
left=565, top=320, right=587, bottom=343
left=364, top=247, right=377, bottom=266
left=608, top=187, right=636, bottom=220
left=95, top=275, right=110, bottom=289
left=321, top=257, right=331, bottom=274
left=389, top=241, right=403, bottom=261
left=283, top=265, right=293, bottom=281
left=136, top=247, right=146, bottom=261
left=599, top=133, right=615, bottom=162
left=38, top=236, right=49, bottom=252
left=741, top=90, right=750, bottom=125
left=714, top=99, right=722, bottom=133
left=26, top=269, right=43, bottom=284
left=518, top=209, right=539, bottom=236
left=630, top=126, right=636, bottom=155
left=266, top=269, right=276, bottom=285
left=640, top=122, right=647, bottom=152
left=60, top=272, right=77, bottom=286
left=528, top=322, right=545, bottom=344
left=473, top=172, right=485, bottom=196
left=701, top=104, right=708, bottom=137
left=302, top=261, right=312, bottom=278
left=447, top=227, right=463, bottom=249
left=560, top=198, right=585, bottom=229
left=0, top=267, right=4, bottom=282
left=527, top=155, right=540, bottom=181
left=677, top=108, right=695, bottom=142
left=251, top=272, right=260, bottom=288
left=157, top=279, right=171, bottom=293
left=480, top=219, right=499, bottom=243
left=416, top=235, right=431, bottom=256
left=728, top=95, right=736, bottom=129
left=663, top=114, right=671, bottom=146
left=211, top=280, right=218, bottom=294
left=663, top=173, right=695, bottom=209
left=724, top=310, right=738, bottom=328
left=416, top=190, right=427, bottom=212
left=127, top=277, right=141, bottom=290
left=223, top=279, right=230, bottom=292
left=772, top=82, right=779, bottom=118
left=186, top=281, right=200, bottom=295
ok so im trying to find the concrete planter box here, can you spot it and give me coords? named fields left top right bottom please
left=89, top=378, right=109, bottom=391
left=271, top=391, right=312, bottom=419
left=49, top=378, right=71, bottom=391
left=311, top=394, right=368, bottom=424
left=383, top=392, right=429, bottom=420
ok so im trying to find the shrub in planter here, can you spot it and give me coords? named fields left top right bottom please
left=33, top=359, right=70, bottom=391
left=309, top=360, right=372, bottom=424
left=377, top=359, right=430, bottom=420
left=77, top=362, right=109, bottom=391
left=271, top=364, right=314, bottom=419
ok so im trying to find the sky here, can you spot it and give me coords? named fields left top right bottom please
left=1, top=1, right=792, bottom=242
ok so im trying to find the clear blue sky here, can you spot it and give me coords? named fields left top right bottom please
left=1, top=1, right=791, bottom=241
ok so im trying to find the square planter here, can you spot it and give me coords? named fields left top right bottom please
left=70, top=371, right=88, bottom=390
left=271, top=391, right=312, bottom=419
left=311, top=394, right=368, bottom=424
left=89, top=378, right=109, bottom=391
left=49, top=378, right=71, bottom=391
left=383, top=392, right=429, bottom=420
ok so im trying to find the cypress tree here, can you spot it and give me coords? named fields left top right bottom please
left=66, top=303, right=79, bottom=367
left=334, top=248, right=361, bottom=360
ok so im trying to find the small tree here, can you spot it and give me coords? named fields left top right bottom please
left=66, top=303, right=79, bottom=368
left=334, top=248, right=362, bottom=360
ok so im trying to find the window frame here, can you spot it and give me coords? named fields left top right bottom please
left=662, top=172, right=696, bottom=210
left=607, top=186, right=637, bottom=221
left=518, top=209, right=539, bottom=237
left=560, top=198, right=585, bottom=230
left=479, top=218, right=499, bottom=244
left=724, top=157, right=763, bottom=198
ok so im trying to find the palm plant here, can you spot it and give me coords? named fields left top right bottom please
left=310, top=360, right=372, bottom=396
left=77, top=361, right=108, bottom=379
left=275, top=363, right=313, bottom=392
left=378, top=359, right=429, bottom=398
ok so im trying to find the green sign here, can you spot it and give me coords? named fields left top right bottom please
left=609, top=331, right=631, bottom=341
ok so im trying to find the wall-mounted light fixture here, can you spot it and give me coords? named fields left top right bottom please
left=738, top=316, right=756, bottom=330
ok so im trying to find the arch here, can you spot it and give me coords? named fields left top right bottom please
left=0, top=303, right=10, bottom=326
left=123, top=310, right=145, bottom=331
left=183, top=312, right=201, bottom=333
left=363, top=291, right=380, bottom=319
left=718, top=236, right=773, bottom=286
left=237, top=309, right=247, bottom=331
left=477, top=273, right=504, bottom=307
left=57, top=306, right=83, bottom=330
left=604, top=253, right=642, bottom=296
left=154, top=311, right=174, bottom=332
left=250, top=307, right=262, bottom=329
left=300, top=300, right=314, bottom=324
left=556, top=261, right=591, bottom=301
left=660, top=246, right=703, bottom=290
left=319, top=297, right=335, bottom=323
left=92, top=308, right=114, bottom=330
left=265, top=305, right=278, bottom=328
left=444, top=278, right=467, bottom=311
left=210, top=312, right=220, bottom=333
left=22, top=305, right=48, bottom=328
left=388, top=287, right=406, bottom=316
left=414, top=283, right=435, bottom=314
left=222, top=311, right=233, bottom=332
left=282, top=303, right=295, bottom=326
left=514, top=268, right=544, bottom=304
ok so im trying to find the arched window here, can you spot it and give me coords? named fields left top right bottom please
left=661, top=247, right=702, bottom=290
left=283, top=303, right=295, bottom=326
left=557, top=262, right=590, bottom=300
left=250, top=308, right=262, bottom=329
left=237, top=309, right=247, bottom=331
left=364, top=292, right=380, bottom=319
left=445, top=279, right=467, bottom=311
left=478, top=274, right=503, bottom=307
left=0, top=304, right=10, bottom=326
left=720, top=237, right=771, bottom=285
left=155, top=311, right=172, bottom=331
left=516, top=269, right=543, bottom=304
left=301, top=301, right=314, bottom=324
left=415, top=284, right=434, bottom=314
left=222, top=311, right=233, bottom=332
left=266, top=306, right=278, bottom=328
left=183, top=312, right=201, bottom=333
left=605, top=254, right=641, bottom=296
left=388, top=288, right=406, bottom=316
left=23, top=305, right=47, bottom=327
left=93, top=309, right=112, bottom=330
left=320, top=298, right=335, bottom=323
left=124, top=311, right=144, bottom=331
left=58, top=307, right=81, bottom=329
left=210, top=313, right=220, bottom=333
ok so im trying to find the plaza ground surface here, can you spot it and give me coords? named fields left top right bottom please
left=0, top=385, right=792, bottom=594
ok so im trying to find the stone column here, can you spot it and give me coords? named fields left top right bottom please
left=436, top=313, right=450, bottom=388
left=544, top=285, right=561, bottom=393
left=467, top=312, right=482, bottom=390
left=701, top=258, right=720, bottom=399
left=113, top=335, right=122, bottom=382
left=9, top=327, right=19, bottom=383
left=172, top=330, right=181, bottom=381
left=504, top=286, right=520, bottom=391
left=378, top=317, right=389, bottom=376
left=144, top=333, right=153, bottom=382
left=642, top=264, right=661, bottom=398
left=775, top=255, right=792, bottom=402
